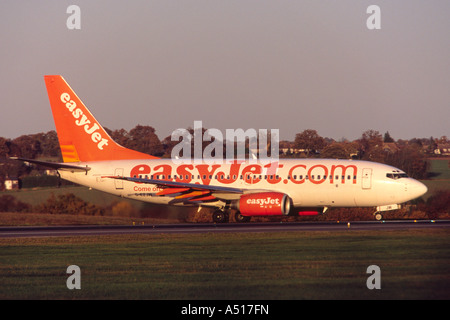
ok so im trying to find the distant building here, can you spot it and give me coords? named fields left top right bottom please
left=45, top=169, right=58, bottom=176
left=4, top=177, right=20, bottom=190
left=434, top=144, right=450, bottom=156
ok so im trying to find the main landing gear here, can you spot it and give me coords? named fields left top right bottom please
left=212, top=210, right=229, bottom=223
left=212, top=209, right=251, bottom=223
left=234, top=211, right=251, bottom=223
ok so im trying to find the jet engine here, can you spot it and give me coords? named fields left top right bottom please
left=233, top=192, right=292, bottom=216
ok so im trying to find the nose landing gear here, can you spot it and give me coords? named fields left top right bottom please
left=373, top=204, right=401, bottom=221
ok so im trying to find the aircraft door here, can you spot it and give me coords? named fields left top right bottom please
left=362, top=168, right=372, bottom=189
left=114, top=168, right=124, bottom=190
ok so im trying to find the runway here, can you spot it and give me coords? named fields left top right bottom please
left=1, top=220, right=449, bottom=238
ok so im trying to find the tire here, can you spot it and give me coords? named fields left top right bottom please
left=212, top=210, right=226, bottom=223
left=235, top=212, right=251, bottom=223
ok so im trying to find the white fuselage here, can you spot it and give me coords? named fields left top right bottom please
left=58, top=158, right=427, bottom=210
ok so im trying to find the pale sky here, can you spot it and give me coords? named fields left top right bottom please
left=0, top=0, right=449, bottom=142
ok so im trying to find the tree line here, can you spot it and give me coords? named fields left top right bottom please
left=290, top=129, right=445, bottom=179
left=0, top=125, right=448, bottom=186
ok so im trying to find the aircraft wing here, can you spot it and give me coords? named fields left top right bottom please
left=103, top=176, right=270, bottom=206
left=107, top=176, right=244, bottom=194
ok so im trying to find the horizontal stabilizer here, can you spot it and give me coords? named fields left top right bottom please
left=10, top=157, right=90, bottom=173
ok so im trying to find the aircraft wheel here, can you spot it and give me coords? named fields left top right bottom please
left=212, top=210, right=227, bottom=223
left=235, top=212, right=251, bottom=223
left=375, top=213, right=383, bottom=221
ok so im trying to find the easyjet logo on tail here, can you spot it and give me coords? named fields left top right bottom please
left=60, top=93, right=109, bottom=150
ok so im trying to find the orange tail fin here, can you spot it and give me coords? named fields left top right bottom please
left=44, top=75, right=158, bottom=162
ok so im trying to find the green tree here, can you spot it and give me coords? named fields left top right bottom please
left=128, top=125, right=164, bottom=156
left=383, top=131, right=394, bottom=143
left=0, top=195, right=30, bottom=212
left=357, top=130, right=384, bottom=162
left=320, top=141, right=358, bottom=159
left=384, top=145, right=428, bottom=179
left=294, top=129, right=326, bottom=157
left=12, top=134, right=41, bottom=159
left=35, top=193, right=104, bottom=216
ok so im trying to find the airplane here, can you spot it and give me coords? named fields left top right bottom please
left=13, top=75, right=428, bottom=223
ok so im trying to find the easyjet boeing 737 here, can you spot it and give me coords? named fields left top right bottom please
left=13, top=76, right=428, bottom=222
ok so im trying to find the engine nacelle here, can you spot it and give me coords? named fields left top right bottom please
left=235, top=192, right=291, bottom=216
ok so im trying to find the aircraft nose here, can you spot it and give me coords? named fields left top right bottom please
left=409, top=180, right=428, bottom=199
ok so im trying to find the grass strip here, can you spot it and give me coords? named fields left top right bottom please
left=1, top=229, right=449, bottom=299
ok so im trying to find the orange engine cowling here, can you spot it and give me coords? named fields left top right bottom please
left=235, top=192, right=291, bottom=216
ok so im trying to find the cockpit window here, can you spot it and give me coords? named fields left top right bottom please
left=386, top=172, right=408, bottom=179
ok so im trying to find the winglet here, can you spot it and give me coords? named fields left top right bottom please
left=44, top=75, right=158, bottom=162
